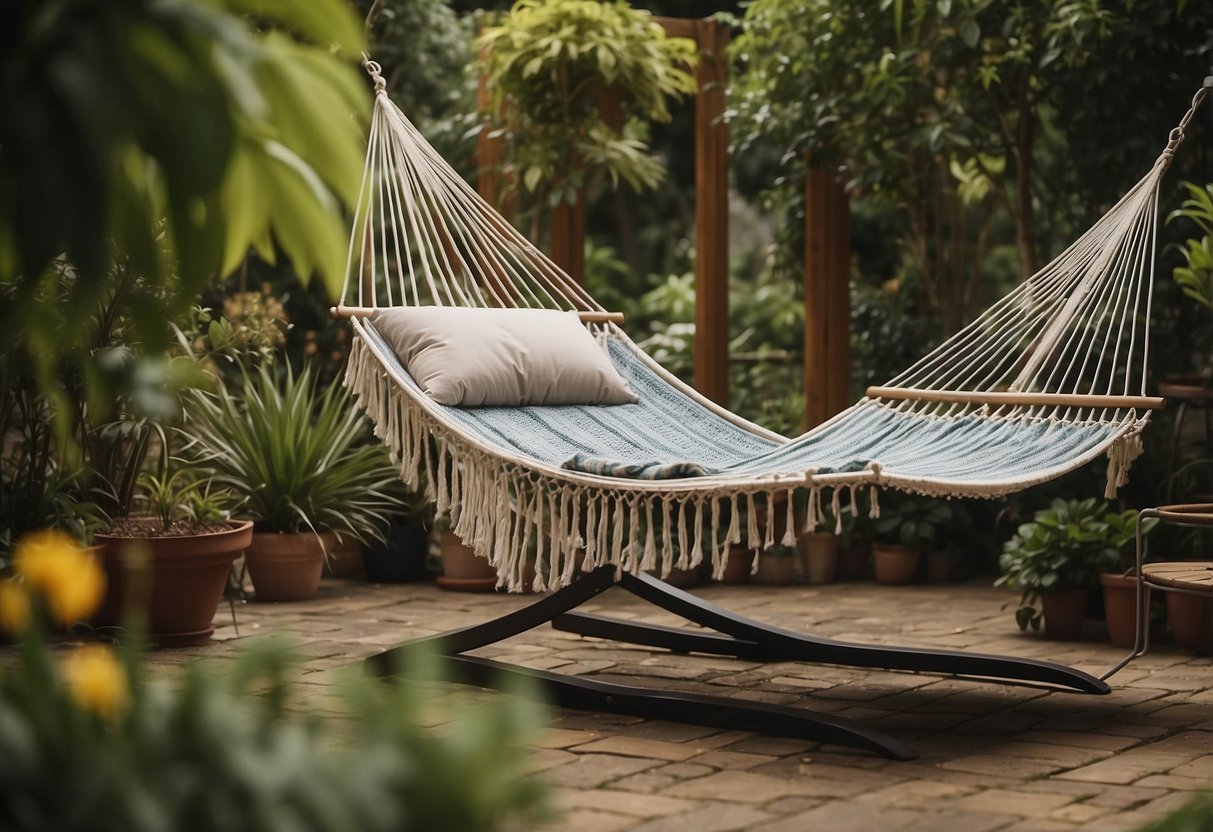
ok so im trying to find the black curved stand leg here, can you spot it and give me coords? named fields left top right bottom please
left=552, top=571, right=1110, bottom=695
left=365, top=566, right=918, bottom=760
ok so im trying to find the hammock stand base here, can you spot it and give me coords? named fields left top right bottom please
left=365, top=567, right=1109, bottom=761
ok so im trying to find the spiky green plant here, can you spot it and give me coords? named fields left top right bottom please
left=184, top=364, right=405, bottom=542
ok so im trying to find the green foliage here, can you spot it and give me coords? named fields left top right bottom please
left=872, top=497, right=953, bottom=554
left=184, top=364, right=405, bottom=541
left=995, top=498, right=1154, bottom=632
left=478, top=0, right=697, bottom=209
left=1167, top=181, right=1213, bottom=380
left=1135, top=793, right=1213, bottom=832
left=0, top=625, right=548, bottom=832
left=1, top=0, right=368, bottom=404
left=730, top=0, right=1213, bottom=336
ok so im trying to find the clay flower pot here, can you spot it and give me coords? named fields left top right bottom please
left=872, top=543, right=920, bottom=585
left=94, top=519, right=253, bottom=647
left=1165, top=592, right=1213, bottom=655
left=797, top=532, right=838, bottom=585
left=436, top=531, right=497, bottom=592
left=755, top=551, right=795, bottom=585
left=719, top=545, right=755, bottom=585
left=1041, top=588, right=1088, bottom=640
left=1099, top=573, right=1138, bottom=648
left=244, top=531, right=332, bottom=602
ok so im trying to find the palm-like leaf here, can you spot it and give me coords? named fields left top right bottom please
left=184, top=364, right=406, bottom=542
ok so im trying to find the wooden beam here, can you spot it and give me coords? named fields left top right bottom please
left=864, top=386, right=1166, bottom=411
left=331, top=305, right=624, bottom=325
left=804, top=165, right=851, bottom=429
left=691, top=18, right=731, bottom=407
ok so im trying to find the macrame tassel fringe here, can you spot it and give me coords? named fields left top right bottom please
left=1105, top=431, right=1144, bottom=498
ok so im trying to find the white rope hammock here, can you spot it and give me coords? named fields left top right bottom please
left=337, top=58, right=1205, bottom=590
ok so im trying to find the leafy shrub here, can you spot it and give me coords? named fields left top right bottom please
left=0, top=532, right=548, bottom=832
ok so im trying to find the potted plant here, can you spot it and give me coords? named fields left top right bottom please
left=796, top=503, right=855, bottom=585
left=93, top=447, right=252, bottom=646
left=436, top=520, right=499, bottom=592
left=871, top=497, right=952, bottom=585
left=754, top=544, right=797, bottom=586
left=185, top=364, right=405, bottom=602
left=362, top=486, right=434, bottom=584
left=719, top=545, right=756, bottom=585
left=996, top=498, right=1117, bottom=640
left=1095, top=508, right=1158, bottom=648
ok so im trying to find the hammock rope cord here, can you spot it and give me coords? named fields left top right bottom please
left=338, top=58, right=1205, bottom=590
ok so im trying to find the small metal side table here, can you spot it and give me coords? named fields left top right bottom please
left=1104, top=503, right=1213, bottom=679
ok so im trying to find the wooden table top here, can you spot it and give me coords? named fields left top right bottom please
left=1142, top=562, right=1213, bottom=593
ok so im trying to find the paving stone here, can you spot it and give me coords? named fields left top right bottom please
left=686, top=750, right=777, bottom=770
left=535, top=808, right=635, bottom=832
left=666, top=770, right=871, bottom=803
left=856, top=779, right=977, bottom=807
left=572, top=736, right=708, bottom=762
left=1048, top=802, right=1111, bottom=823
left=557, top=788, right=695, bottom=817
left=544, top=754, right=662, bottom=789
left=747, top=800, right=1016, bottom=832
left=535, top=728, right=600, bottom=749
left=626, top=802, right=775, bottom=832
left=952, top=787, right=1076, bottom=818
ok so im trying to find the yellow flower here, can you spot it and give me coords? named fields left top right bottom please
left=0, top=580, right=31, bottom=634
left=14, top=530, right=106, bottom=626
left=61, top=644, right=129, bottom=722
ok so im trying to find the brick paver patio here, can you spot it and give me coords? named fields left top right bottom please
left=178, top=576, right=1209, bottom=831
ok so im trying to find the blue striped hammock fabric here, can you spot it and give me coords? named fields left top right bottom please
left=347, top=321, right=1146, bottom=592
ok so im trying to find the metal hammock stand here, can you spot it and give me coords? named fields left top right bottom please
left=341, top=59, right=1209, bottom=759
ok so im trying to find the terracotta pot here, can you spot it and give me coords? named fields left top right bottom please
left=436, top=531, right=497, bottom=592
left=245, top=531, right=330, bottom=602
left=322, top=536, right=365, bottom=580
left=797, top=532, right=838, bottom=584
left=835, top=537, right=871, bottom=581
left=1100, top=573, right=1138, bottom=648
left=662, top=565, right=704, bottom=589
left=94, top=519, right=253, bottom=647
left=923, top=549, right=953, bottom=583
left=1165, top=592, right=1213, bottom=655
left=362, top=525, right=430, bottom=583
left=872, top=543, right=920, bottom=585
left=720, top=545, right=755, bottom=585
left=755, top=552, right=795, bottom=586
left=1041, top=588, right=1088, bottom=640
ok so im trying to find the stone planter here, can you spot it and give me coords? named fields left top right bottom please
left=94, top=519, right=253, bottom=646
left=245, top=531, right=330, bottom=602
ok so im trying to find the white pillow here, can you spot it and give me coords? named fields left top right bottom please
left=371, top=307, right=638, bottom=407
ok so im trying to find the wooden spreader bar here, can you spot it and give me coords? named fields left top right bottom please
left=330, top=305, right=625, bottom=325
left=865, top=386, right=1166, bottom=411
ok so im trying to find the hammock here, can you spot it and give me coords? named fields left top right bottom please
left=339, top=60, right=1205, bottom=592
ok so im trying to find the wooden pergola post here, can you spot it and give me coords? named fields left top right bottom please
left=803, top=164, right=851, bottom=430
left=690, top=19, right=730, bottom=408
left=478, top=16, right=731, bottom=406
